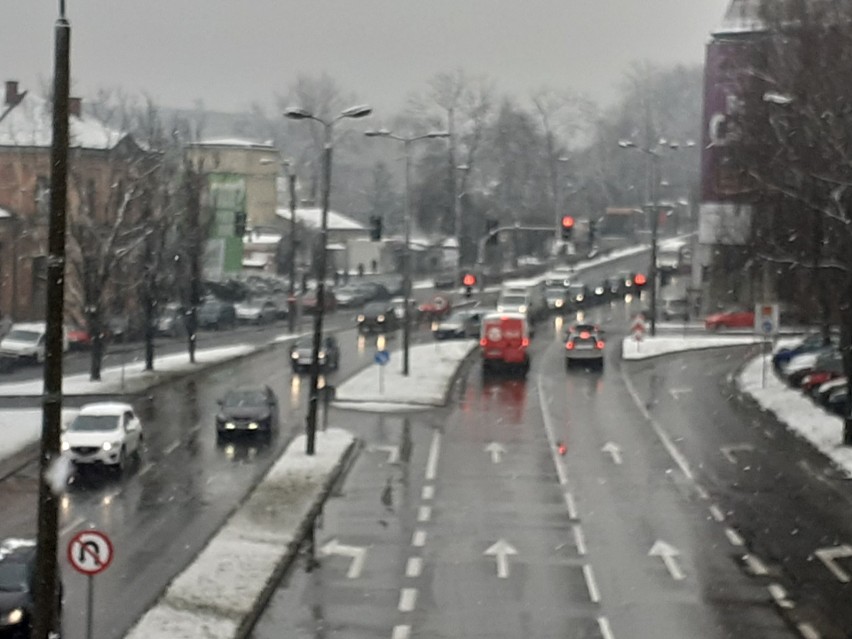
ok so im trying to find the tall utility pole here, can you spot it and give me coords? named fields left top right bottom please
left=449, top=107, right=462, bottom=272
left=33, top=3, right=69, bottom=638
left=287, top=169, right=298, bottom=333
left=364, top=129, right=450, bottom=376
left=284, top=104, right=372, bottom=455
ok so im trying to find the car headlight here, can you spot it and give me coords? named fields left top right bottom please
left=377, top=315, right=385, bottom=322
left=595, top=287, right=604, bottom=295
left=318, top=351, right=327, bottom=359
left=61, top=441, right=70, bottom=452
left=225, top=422, right=236, bottom=430
left=102, top=442, right=113, bottom=451
left=5, top=608, right=23, bottom=625
left=555, top=299, right=564, bottom=307
left=576, top=294, right=584, bottom=301
left=248, top=422, right=259, bottom=430
left=518, top=305, right=527, bottom=313
left=357, top=315, right=365, bottom=322
left=291, top=352, right=299, bottom=360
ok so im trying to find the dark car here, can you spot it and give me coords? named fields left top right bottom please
left=773, top=332, right=837, bottom=371
left=567, top=283, right=588, bottom=309
left=290, top=335, right=341, bottom=373
left=433, top=270, right=458, bottom=289
left=357, top=302, right=399, bottom=333
left=198, top=298, right=237, bottom=330
left=358, top=282, right=393, bottom=303
left=215, top=386, right=279, bottom=439
left=433, top=309, right=486, bottom=340
left=0, top=538, right=62, bottom=638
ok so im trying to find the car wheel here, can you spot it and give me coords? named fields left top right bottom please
left=116, top=447, right=127, bottom=473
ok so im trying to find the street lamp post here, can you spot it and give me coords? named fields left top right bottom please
left=261, top=157, right=299, bottom=333
left=618, top=138, right=694, bottom=336
left=285, top=105, right=372, bottom=455
left=364, top=129, right=450, bottom=376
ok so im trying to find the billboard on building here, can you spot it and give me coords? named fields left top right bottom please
left=698, top=202, right=752, bottom=246
left=207, top=173, right=246, bottom=274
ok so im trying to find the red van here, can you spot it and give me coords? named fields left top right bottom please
left=480, top=312, right=530, bottom=376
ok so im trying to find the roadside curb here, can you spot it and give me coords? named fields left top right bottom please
left=124, top=429, right=359, bottom=639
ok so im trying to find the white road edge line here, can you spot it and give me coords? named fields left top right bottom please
left=412, top=530, right=427, bottom=547
left=598, top=616, right=616, bottom=639
left=573, top=524, right=587, bottom=556
left=725, top=527, right=745, bottom=547
left=564, top=491, right=579, bottom=520
left=744, top=553, right=769, bottom=576
left=421, top=485, right=434, bottom=501
left=59, top=516, right=85, bottom=537
left=391, top=625, right=411, bottom=639
left=425, top=430, right=441, bottom=481
left=709, top=505, right=725, bottom=522
left=417, top=506, right=432, bottom=523
left=769, top=583, right=794, bottom=609
left=583, top=564, right=601, bottom=603
left=797, top=622, right=821, bottom=639
left=536, top=378, right=569, bottom=486
left=398, top=587, right=418, bottom=612
left=164, top=440, right=181, bottom=456
left=405, top=557, right=423, bottom=578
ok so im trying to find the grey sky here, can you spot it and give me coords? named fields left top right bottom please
left=6, top=1, right=728, bottom=115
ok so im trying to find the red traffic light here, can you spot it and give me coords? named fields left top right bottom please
left=561, top=215, right=575, bottom=229
left=463, top=273, right=477, bottom=287
left=634, top=273, right=647, bottom=286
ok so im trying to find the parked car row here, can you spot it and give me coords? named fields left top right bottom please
left=773, top=332, right=847, bottom=416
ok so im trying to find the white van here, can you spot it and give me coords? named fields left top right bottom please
left=497, top=278, right=547, bottom=322
left=0, top=322, right=69, bottom=362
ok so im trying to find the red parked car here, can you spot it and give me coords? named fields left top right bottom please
left=418, top=295, right=452, bottom=322
left=66, top=324, right=92, bottom=350
left=302, top=289, right=337, bottom=314
left=704, top=308, right=754, bottom=331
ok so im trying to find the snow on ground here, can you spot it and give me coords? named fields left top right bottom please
left=738, top=355, right=852, bottom=477
left=125, top=428, right=354, bottom=639
left=0, top=408, right=80, bottom=465
left=334, top=340, right=477, bottom=410
left=622, top=334, right=762, bottom=360
left=0, top=345, right=256, bottom=397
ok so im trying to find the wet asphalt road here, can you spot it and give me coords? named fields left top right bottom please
left=251, top=297, right=802, bottom=639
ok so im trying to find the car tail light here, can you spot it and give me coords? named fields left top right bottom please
left=522, top=338, right=529, bottom=347
left=480, top=338, right=487, bottom=347
left=596, top=341, right=605, bottom=350
left=566, top=341, right=575, bottom=350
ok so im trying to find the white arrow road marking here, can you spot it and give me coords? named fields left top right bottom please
left=720, top=444, right=755, bottom=464
left=815, top=544, right=852, bottom=583
left=798, top=622, right=821, bottom=639
left=484, top=539, right=518, bottom=578
left=743, top=553, right=769, bottom=576
left=649, top=540, right=685, bottom=581
left=320, top=539, right=367, bottom=579
left=601, top=442, right=623, bottom=465
left=669, top=388, right=693, bottom=400
left=391, top=625, right=411, bottom=639
left=484, top=442, right=507, bottom=464
left=369, top=444, right=400, bottom=464
left=768, top=583, right=794, bottom=609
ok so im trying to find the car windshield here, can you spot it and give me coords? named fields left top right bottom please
left=0, top=562, right=28, bottom=592
left=500, top=295, right=526, bottom=306
left=364, top=303, right=388, bottom=315
left=222, top=391, right=267, bottom=407
left=68, top=414, right=120, bottom=432
left=5, top=330, right=39, bottom=342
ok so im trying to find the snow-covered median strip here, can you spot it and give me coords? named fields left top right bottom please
left=738, top=355, right=852, bottom=477
left=334, top=340, right=477, bottom=410
left=125, top=428, right=356, bottom=639
left=622, top=334, right=762, bottom=360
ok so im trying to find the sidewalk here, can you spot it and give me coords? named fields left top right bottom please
left=622, top=334, right=762, bottom=360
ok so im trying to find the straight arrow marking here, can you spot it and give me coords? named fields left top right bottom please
left=601, top=442, right=622, bottom=465
left=815, top=545, right=852, bottom=583
left=484, top=442, right=507, bottom=463
left=484, top=539, right=518, bottom=578
left=649, top=540, right=685, bottom=581
left=720, top=444, right=755, bottom=464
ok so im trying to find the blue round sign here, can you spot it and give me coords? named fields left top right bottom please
left=374, top=350, right=390, bottom=366
left=762, top=319, right=773, bottom=334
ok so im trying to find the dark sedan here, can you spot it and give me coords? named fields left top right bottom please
left=290, top=336, right=340, bottom=373
left=0, top=538, right=62, bottom=637
left=357, top=302, right=400, bottom=333
left=215, top=387, right=279, bottom=439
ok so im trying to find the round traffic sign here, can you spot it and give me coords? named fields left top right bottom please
left=374, top=350, right=390, bottom=366
left=762, top=319, right=773, bottom=334
left=67, top=530, right=113, bottom=576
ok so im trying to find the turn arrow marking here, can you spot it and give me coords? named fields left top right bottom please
left=669, top=388, right=693, bottom=400
left=484, top=539, right=518, bottom=578
left=369, top=445, right=400, bottom=465
left=815, top=544, right=852, bottom=583
left=601, top=442, right=623, bottom=465
left=649, top=540, right=685, bottom=581
left=320, top=539, right=367, bottom=579
left=484, top=442, right=507, bottom=464
left=720, top=444, right=755, bottom=464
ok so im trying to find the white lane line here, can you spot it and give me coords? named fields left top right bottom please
left=764, top=428, right=776, bottom=440
left=725, top=527, right=745, bottom=546
left=138, top=463, right=154, bottom=477
left=421, top=485, right=435, bottom=501
left=598, top=616, right=616, bottom=639
left=425, top=430, right=441, bottom=481
left=405, top=557, right=423, bottom=578
left=564, top=491, right=579, bottom=519
left=164, top=440, right=181, bottom=455
left=709, top=505, right=725, bottom=522
left=536, top=379, right=570, bottom=487
left=59, top=516, right=85, bottom=537
left=583, top=564, right=601, bottom=603
left=696, top=485, right=710, bottom=500
left=797, top=622, right=821, bottom=639
left=412, top=530, right=427, bottom=547
left=621, top=370, right=695, bottom=481
left=769, top=583, right=794, bottom=609
left=744, top=553, right=769, bottom=576
left=417, top=505, right=432, bottom=523
left=573, top=524, right=587, bottom=556
left=398, top=587, right=418, bottom=612
left=391, top=625, right=411, bottom=639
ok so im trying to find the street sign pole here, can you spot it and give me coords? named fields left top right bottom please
left=86, top=574, right=94, bottom=639
left=67, top=529, right=113, bottom=639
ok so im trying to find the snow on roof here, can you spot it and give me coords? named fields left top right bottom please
left=0, top=94, right=127, bottom=150
left=276, top=207, right=366, bottom=232
left=0, top=207, right=11, bottom=218
left=242, top=255, right=270, bottom=268
left=714, top=0, right=765, bottom=35
left=245, top=230, right=281, bottom=245
left=192, top=137, right=275, bottom=149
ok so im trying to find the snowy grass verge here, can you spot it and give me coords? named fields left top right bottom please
left=124, top=428, right=356, bottom=639
left=737, top=354, right=852, bottom=477
left=334, top=340, right=477, bottom=410
left=622, top=334, right=762, bottom=360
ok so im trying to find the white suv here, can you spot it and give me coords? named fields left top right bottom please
left=0, top=322, right=68, bottom=362
left=61, top=403, right=144, bottom=472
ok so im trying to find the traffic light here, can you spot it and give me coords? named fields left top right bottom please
left=485, top=218, right=499, bottom=246
left=588, top=219, right=597, bottom=245
left=463, top=273, right=477, bottom=298
left=234, top=211, right=247, bottom=237
left=369, top=215, right=383, bottom=241
left=561, top=215, right=575, bottom=241
left=634, top=272, right=647, bottom=293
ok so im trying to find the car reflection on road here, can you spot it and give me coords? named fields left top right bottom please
left=479, top=378, right=528, bottom=424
